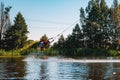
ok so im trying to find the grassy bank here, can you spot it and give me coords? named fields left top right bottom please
left=20, top=48, right=120, bottom=57
left=0, top=48, right=38, bottom=57
left=35, top=48, right=120, bottom=57
left=0, top=48, right=120, bottom=57
left=0, top=49, right=21, bottom=57
left=0, top=40, right=39, bottom=57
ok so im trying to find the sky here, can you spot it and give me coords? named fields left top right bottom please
left=0, top=0, right=115, bottom=41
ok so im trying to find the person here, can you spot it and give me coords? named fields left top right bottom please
left=39, top=41, right=44, bottom=51
left=44, top=40, right=50, bottom=46
left=39, top=38, right=54, bottom=51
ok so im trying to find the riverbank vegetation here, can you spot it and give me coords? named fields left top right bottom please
left=0, top=3, right=36, bottom=57
left=0, top=40, right=39, bottom=57
left=52, top=0, right=120, bottom=57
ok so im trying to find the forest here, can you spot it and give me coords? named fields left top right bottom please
left=52, top=0, right=120, bottom=56
left=1, top=0, right=120, bottom=57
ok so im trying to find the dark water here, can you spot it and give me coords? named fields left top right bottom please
left=0, top=56, right=120, bottom=80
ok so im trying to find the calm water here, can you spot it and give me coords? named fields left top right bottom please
left=0, top=56, right=120, bottom=80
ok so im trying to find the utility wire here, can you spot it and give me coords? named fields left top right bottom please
left=50, top=19, right=80, bottom=40
left=26, top=19, right=80, bottom=41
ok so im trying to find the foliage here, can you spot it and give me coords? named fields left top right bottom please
left=2, top=12, right=29, bottom=50
left=43, top=48, right=58, bottom=56
left=13, top=12, right=29, bottom=48
left=20, top=48, right=37, bottom=55
left=52, top=0, right=120, bottom=57
left=19, top=40, right=39, bottom=55
left=0, top=49, right=20, bottom=57
left=77, top=48, right=108, bottom=56
left=0, top=40, right=39, bottom=56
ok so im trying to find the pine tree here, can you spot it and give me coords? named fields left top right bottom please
left=2, top=26, right=15, bottom=50
left=80, top=0, right=111, bottom=48
left=71, top=24, right=83, bottom=48
left=12, top=12, right=29, bottom=49
left=84, top=0, right=101, bottom=48
left=2, top=12, right=29, bottom=50
left=111, top=4, right=120, bottom=49
left=57, top=35, right=65, bottom=49
left=99, top=0, right=110, bottom=48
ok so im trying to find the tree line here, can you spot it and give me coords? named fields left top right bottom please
left=0, top=3, right=29, bottom=51
left=52, top=0, right=120, bottom=56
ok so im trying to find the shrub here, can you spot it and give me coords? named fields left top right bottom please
left=107, top=50, right=118, bottom=56
left=43, top=48, right=58, bottom=56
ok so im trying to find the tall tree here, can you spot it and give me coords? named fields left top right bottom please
left=2, top=26, right=15, bottom=50
left=85, top=0, right=101, bottom=48
left=80, top=0, right=110, bottom=48
left=99, top=0, right=110, bottom=48
left=0, top=3, right=11, bottom=49
left=56, top=34, right=65, bottom=50
left=71, top=24, right=83, bottom=48
left=111, top=4, right=120, bottom=49
left=12, top=12, right=29, bottom=49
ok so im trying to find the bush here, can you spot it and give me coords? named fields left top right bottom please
left=0, top=49, right=21, bottom=57
left=107, top=50, right=118, bottom=56
left=77, top=48, right=109, bottom=56
left=20, top=48, right=37, bottom=55
left=0, top=49, right=6, bottom=56
left=58, top=48, right=111, bottom=57
left=43, top=48, right=58, bottom=56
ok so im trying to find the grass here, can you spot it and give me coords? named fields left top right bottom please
left=0, top=40, right=39, bottom=57
left=0, top=48, right=38, bottom=57
left=0, top=49, right=21, bottom=57
left=43, top=48, right=58, bottom=56
left=1, top=46, right=120, bottom=57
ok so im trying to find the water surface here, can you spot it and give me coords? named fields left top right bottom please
left=0, top=56, right=120, bottom=80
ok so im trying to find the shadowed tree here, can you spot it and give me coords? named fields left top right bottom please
left=0, top=3, right=11, bottom=49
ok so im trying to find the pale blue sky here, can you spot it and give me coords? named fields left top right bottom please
left=1, top=0, right=116, bottom=41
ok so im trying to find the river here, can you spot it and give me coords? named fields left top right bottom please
left=0, top=55, right=120, bottom=80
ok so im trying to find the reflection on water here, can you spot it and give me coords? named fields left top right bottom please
left=0, top=57, right=25, bottom=79
left=1, top=56, right=120, bottom=80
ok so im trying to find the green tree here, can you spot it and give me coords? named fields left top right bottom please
left=52, top=34, right=65, bottom=53
left=53, top=0, right=120, bottom=56
left=57, top=34, right=65, bottom=49
left=80, top=0, right=110, bottom=48
left=71, top=24, right=83, bottom=48
left=111, top=4, right=120, bottom=49
left=99, top=0, right=110, bottom=48
left=12, top=12, right=29, bottom=49
left=85, top=0, right=101, bottom=48
left=2, top=12, right=28, bottom=50
left=2, top=26, right=14, bottom=50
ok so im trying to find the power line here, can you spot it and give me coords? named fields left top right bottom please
left=27, top=19, right=80, bottom=41
left=50, top=19, right=80, bottom=40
